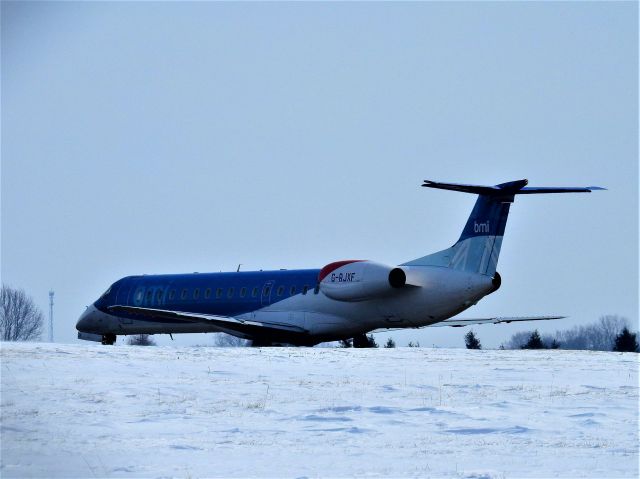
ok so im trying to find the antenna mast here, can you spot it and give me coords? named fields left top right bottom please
left=48, top=290, right=54, bottom=342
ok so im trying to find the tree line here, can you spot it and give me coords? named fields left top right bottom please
left=498, top=315, right=638, bottom=352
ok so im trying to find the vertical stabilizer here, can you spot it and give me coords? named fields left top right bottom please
left=402, top=179, right=603, bottom=276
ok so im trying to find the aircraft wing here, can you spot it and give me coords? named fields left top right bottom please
left=430, top=315, right=565, bottom=327
left=107, top=305, right=308, bottom=337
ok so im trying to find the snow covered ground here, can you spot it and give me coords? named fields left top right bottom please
left=1, top=343, right=638, bottom=478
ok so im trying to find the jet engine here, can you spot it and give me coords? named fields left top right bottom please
left=319, top=260, right=411, bottom=302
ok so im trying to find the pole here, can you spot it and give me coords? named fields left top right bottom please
left=49, top=290, right=54, bottom=342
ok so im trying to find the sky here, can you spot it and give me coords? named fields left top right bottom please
left=2, top=1, right=637, bottom=348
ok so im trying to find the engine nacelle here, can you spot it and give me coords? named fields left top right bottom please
left=319, top=260, right=409, bottom=302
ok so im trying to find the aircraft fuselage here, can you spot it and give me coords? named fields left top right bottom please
left=77, top=266, right=494, bottom=345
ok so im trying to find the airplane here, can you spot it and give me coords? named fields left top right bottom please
left=76, top=179, right=604, bottom=346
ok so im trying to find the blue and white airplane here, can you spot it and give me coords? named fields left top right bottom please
left=76, top=179, right=603, bottom=346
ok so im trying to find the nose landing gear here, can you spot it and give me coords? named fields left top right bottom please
left=101, top=334, right=116, bottom=345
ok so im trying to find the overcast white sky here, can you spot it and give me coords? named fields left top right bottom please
left=2, top=2, right=637, bottom=348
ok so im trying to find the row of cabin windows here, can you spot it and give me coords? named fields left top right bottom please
left=138, top=284, right=318, bottom=303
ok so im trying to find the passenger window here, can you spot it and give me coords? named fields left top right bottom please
left=216, top=288, right=223, bottom=299
left=303, top=285, right=308, bottom=295
left=181, top=289, right=188, bottom=300
left=240, top=287, right=247, bottom=298
left=146, top=290, right=153, bottom=303
left=277, top=286, right=284, bottom=296
left=263, top=286, right=271, bottom=296
left=194, top=288, right=200, bottom=299
left=252, top=287, right=258, bottom=298
left=156, top=290, right=163, bottom=302
left=135, top=290, right=144, bottom=303
left=290, top=286, right=296, bottom=295
left=168, top=290, right=175, bottom=300
left=227, top=287, right=234, bottom=298
left=204, top=288, right=212, bottom=299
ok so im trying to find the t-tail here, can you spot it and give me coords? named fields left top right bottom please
left=403, top=179, right=605, bottom=276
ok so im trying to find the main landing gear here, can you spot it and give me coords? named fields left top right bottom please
left=101, top=334, right=116, bottom=345
left=352, top=334, right=370, bottom=348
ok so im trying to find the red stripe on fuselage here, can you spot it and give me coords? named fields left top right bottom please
left=318, top=260, right=365, bottom=282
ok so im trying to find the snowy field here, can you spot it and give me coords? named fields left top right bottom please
left=1, top=343, right=638, bottom=478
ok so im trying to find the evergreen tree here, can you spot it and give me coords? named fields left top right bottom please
left=384, top=337, right=396, bottom=348
left=407, top=341, right=420, bottom=348
left=613, top=327, right=639, bottom=352
left=353, top=334, right=378, bottom=348
left=521, top=330, right=544, bottom=349
left=339, top=339, right=353, bottom=348
left=464, top=330, right=481, bottom=350
left=549, top=339, right=560, bottom=349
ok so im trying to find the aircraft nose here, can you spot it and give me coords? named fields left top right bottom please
left=76, top=305, right=97, bottom=332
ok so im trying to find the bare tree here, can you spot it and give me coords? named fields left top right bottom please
left=598, top=315, right=629, bottom=350
left=0, top=285, right=44, bottom=341
left=214, top=333, right=249, bottom=347
left=502, top=331, right=529, bottom=349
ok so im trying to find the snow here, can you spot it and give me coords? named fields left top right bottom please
left=1, top=343, right=638, bottom=478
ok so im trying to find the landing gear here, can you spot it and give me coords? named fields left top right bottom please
left=101, top=333, right=116, bottom=345
left=352, top=334, right=369, bottom=348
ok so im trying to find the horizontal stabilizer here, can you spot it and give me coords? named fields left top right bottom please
left=518, top=186, right=606, bottom=194
left=429, top=315, right=565, bottom=328
left=423, top=179, right=605, bottom=196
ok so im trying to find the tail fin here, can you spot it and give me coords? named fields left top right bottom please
left=403, top=179, right=604, bottom=276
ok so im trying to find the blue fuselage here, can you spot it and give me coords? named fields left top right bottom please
left=95, top=269, right=322, bottom=319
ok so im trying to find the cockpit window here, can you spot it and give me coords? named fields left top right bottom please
left=100, top=286, right=112, bottom=299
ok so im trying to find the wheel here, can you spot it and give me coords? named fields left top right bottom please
left=352, top=334, right=369, bottom=348
left=101, top=334, right=116, bottom=345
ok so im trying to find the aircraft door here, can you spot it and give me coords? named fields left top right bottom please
left=260, top=280, right=274, bottom=307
